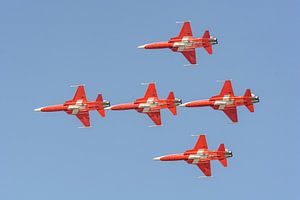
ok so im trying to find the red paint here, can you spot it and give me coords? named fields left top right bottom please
left=155, top=135, right=232, bottom=177
left=138, top=22, right=218, bottom=64
left=35, top=86, right=108, bottom=127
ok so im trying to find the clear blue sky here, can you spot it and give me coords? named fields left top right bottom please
left=0, top=0, right=299, bottom=199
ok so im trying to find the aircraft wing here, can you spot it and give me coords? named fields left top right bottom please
left=76, top=112, right=90, bottom=127
left=197, top=161, right=211, bottom=176
left=181, top=50, right=196, bottom=64
left=146, top=111, right=162, bottom=126
left=223, top=107, right=238, bottom=122
left=144, top=83, right=158, bottom=99
left=178, top=22, right=193, bottom=38
left=219, top=80, right=234, bottom=96
left=73, top=85, right=87, bottom=101
left=193, top=135, right=208, bottom=150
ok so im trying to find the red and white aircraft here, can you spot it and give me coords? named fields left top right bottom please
left=138, top=21, right=218, bottom=65
left=180, top=80, right=259, bottom=122
left=34, top=85, right=110, bottom=127
left=105, top=83, right=182, bottom=126
left=154, top=134, right=232, bottom=177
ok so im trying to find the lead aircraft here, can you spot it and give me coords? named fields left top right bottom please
left=34, top=85, right=110, bottom=127
left=180, top=80, right=259, bottom=122
left=138, top=21, right=218, bottom=65
left=106, top=83, right=182, bottom=126
left=154, top=135, right=232, bottom=177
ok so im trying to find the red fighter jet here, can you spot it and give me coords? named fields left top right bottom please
left=180, top=80, right=260, bottom=122
left=154, top=135, right=232, bottom=177
left=105, top=83, right=182, bottom=126
left=138, top=21, right=218, bottom=65
left=34, top=85, right=110, bottom=127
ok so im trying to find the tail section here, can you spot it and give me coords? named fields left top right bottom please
left=167, top=91, right=177, bottom=116
left=217, top=144, right=228, bottom=167
left=219, top=158, right=228, bottom=167
left=202, top=30, right=211, bottom=39
left=96, top=94, right=105, bottom=117
left=244, top=89, right=254, bottom=112
left=202, top=30, right=213, bottom=55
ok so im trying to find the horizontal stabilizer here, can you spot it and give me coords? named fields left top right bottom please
left=217, top=144, right=227, bottom=167
left=218, top=158, right=227, bottom=167
left=204, top=46, right=213, bottom=55
left=167, top=91, right=177, bottom=115
left=246, top=104, right=254, bottom=112
left=244, top=89, right=254, bottom=112
left=96, top=94, right=105, bottom=117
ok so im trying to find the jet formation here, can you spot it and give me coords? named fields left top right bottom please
left=138, top=21, right=218, bottom=65
left=34, top=21, right=260, bottom=177
left=154, top=135, right=232, bottom=176
left=35, top=80, right=259, bottom=126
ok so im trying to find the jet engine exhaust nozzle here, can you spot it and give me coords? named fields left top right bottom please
left=225, top=150, right=233, bottom=158
left=209, top=37, right=218, bottom=45
left=102, top=100, right=111, bottom=108
left=251, top=95, right=259, bottom=104
left=174, top=98, right=183, bottom=106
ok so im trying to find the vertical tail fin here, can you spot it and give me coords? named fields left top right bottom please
left=217, top=144, right=227, bottom=167
left=202, top=30, right=211, bottom=39
left=202, top=30, right=213, bottom=55
left=96, top=94, right=105, bottom=117
left=244, top=89, right=254, bottom=112
left=167, top=91, right=177, bottom=116
left=218, top=143, right=225, bottom=152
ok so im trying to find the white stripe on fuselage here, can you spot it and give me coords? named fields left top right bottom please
left=68, top=99, right=86, bottom=114
left=138, top=98, right=159, bottom=113
left=188, top=149, right=208, bottom=164
left=214, top=95, right=234, bottom=110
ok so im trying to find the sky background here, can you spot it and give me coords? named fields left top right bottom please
left=0, top=0, right=299, bottom=199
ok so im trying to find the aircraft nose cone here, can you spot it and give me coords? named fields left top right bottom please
left=178, top=103, right=187, bottom=107
left=34, top=107, right=43, bottom=112
left=137, top=44, right=146, bottom=49
left=153, top=156, right=162, bottom=161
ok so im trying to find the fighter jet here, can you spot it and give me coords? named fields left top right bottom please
left=138, top=21, right=218, bottom=65
left=180, top=80, right=259, bottom=122
left=105, top=83, right=182, bottom=126
left=34, top=85, right=110, bottom=127
left=153, top=134, right=232, bottom=177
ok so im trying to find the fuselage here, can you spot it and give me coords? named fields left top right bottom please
left=35, top=100, right=108, bottom=115
left=108, top=97, right=178, bottom=113
left=155, top=149, right=232, bottom=165
left=181, top=95, right=259, bottom=110
left=139, top=36, right=218, bottom=52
